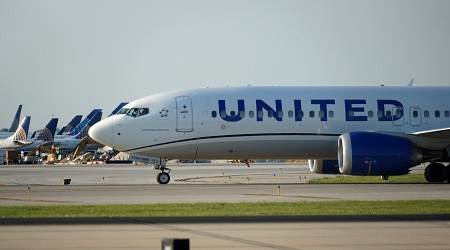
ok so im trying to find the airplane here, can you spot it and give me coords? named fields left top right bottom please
left=0, top=105, right=23, bottom=139
left=57, top=115, right=83, bottom=135
left=0, top=116, right=32, bottom=150
left=5, top=118, right=59, bottom=152
left=54, top=112, right=103, bottom=152
left=89, top=85, right=450, bottom=184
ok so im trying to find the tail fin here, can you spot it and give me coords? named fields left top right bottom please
left=108, top=102, right=128, bottom=117
left=30, top=131, right=36, bottom=140
left=75, top=112, right=103, bottom=139
left=8, top=105, right=23, bottom=132
left=35, top=118, right=58, bottom=142
left=8, top=116, right=30, bottom=141
left=68, top=109, right=102, bottom=136
left=57, top=115, right=83, bottom=135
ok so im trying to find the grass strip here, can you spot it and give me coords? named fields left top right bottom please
left=309, top=173, right=427, bottom=184
left=1, top=200, right=449, bottom=218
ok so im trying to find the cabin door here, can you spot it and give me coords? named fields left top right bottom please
left=176, top=96, right=194, bottom=132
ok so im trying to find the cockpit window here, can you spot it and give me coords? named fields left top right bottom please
left=117, top=108, right=129, bottom=115
left=124, top=108, right=149, bottom=117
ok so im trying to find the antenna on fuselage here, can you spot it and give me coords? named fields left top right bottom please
left=407, top=78, right=414, bottom=87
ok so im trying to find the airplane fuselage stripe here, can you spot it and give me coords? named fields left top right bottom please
left=123, top=133, right=340, bottom=152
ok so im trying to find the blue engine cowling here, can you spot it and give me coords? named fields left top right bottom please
left=308, top=159, right=340, bottom=174
left=338, top=132, right=422, bottom=175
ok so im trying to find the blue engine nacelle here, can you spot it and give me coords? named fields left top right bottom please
left=308, top=159, right=340, bottom=174
left=338, top=132, right=422, bottom=175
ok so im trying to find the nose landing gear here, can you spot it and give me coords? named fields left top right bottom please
left=155, top=164, right=171, bottom=184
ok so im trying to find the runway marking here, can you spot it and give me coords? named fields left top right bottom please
left=120, top=217, right=299, bottom=250
left=0, top=197, right=73, bottom=204
left=244, top=194, right=337, bottom=199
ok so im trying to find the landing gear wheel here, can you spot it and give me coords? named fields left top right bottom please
left=157, top=172, right=170, bottom=184
left=444, top=165, right=450, bottom=184
left=424, top=163, right=445, bottom=183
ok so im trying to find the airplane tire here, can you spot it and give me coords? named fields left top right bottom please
left=444, top=166, right=450, bottom=184
left=157, top=172, right=170, bottom=184
left=424, top=163, right=445, bottom=183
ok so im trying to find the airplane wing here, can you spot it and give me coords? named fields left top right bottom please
left=410, top=128, right=450, bottom=139
left=12, top=140, right=33, bottom=146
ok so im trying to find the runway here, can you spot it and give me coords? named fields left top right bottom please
left=1, top=216, right=449, bottom=249
left=1, top=163, right=449, bottom=249
left=0, top=163, right=448, bottom=206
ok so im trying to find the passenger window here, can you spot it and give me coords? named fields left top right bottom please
left=278, top=110, right=283, bottom=118
left=220, top=111, right=227, bottom=119
left=239, top=111, right=245, bottom=118
left=288, top=111, right=293, bottom=118
left=395, top=110, right=402, bottom=119
left=348, top=111, right=354, bottom=118
left=368, top=110, right=373, bottom=118
left=211, top=111, right=217, bottom=118
left=377, top=111, right=383, bottom=118
left=230, top=111, right=236, bottom=118
left=309, top=111, right=315, bottom=118
left=249, top=111, right=255, bottom=118
left=386, top=111, right=392, bottom=118
left=268, top=110, right=273, bottom=118
left=319, top=111, right=325, bottom=119
left=257, top=111, right=263, bottom=119
left=329, top=110, right=334, bottom=118
left=413, top=111, right=418, bottom=118
left=445, top=111, right=450, bottom=118
left=424, top=111, right=429, bottom=118
left=435, top=111, right=440, bottom=118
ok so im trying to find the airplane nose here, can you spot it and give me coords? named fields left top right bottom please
left=89, top=118, right=114, bottom=148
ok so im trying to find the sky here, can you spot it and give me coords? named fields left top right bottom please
left=1, top=0, right=449, bottom=130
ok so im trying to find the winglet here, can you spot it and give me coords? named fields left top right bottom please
left=8, top=104, right=23, bottom=132
left=407, top=78, right=414, bottom=87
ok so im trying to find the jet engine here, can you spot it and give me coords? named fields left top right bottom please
left=338, top=132, right=422, bottom=175
left=308, top=159, right=340, bottom=174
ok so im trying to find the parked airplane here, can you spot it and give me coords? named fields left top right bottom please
left=54, top=112, right=103, bottom=152
left=89, top=86, right=450, bottom=184
left=0, top=105, right=23, bottom=139
left=0, top=116, right=31, bottom=150
left=55, top=109, right=101, bottom=139
left=4, top=118, right=59, bottom=152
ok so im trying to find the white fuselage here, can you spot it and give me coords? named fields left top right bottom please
left=89, top=86, right=450, bottom=160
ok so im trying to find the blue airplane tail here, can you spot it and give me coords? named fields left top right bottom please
left=57, top=115, right=83, bottom=135
left=35, top=118, right=58, bottom=142
left=68, top=109, right=102, bottom=136
left=75, top=112, right=103, bottom=139
left=8, top=104, right=23, bottom=132
left=108, top=102, right=128, bottom=117
left=11, top=116, right=30, bottom=141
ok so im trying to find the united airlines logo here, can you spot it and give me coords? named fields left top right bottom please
left=36, top=128, right=54, bottom=141
left=12, top=127, right=27, bottom=141
left=218, top=99, right=404, bottom=122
